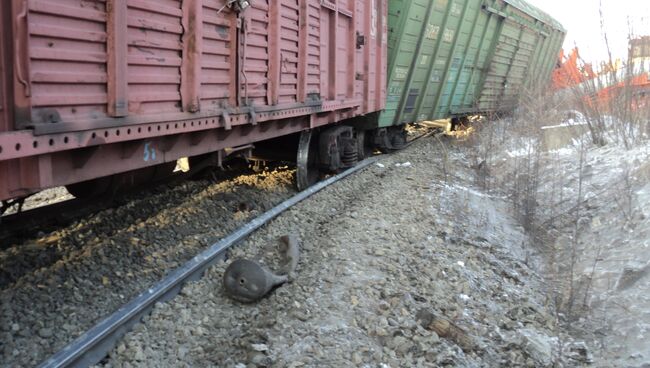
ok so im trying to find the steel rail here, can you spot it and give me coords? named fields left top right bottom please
left=38, top=156, right=379, bottom=368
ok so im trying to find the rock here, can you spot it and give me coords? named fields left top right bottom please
left=518, top=329, right=554, bottom=367
left=378, top=300, right=390, bottom=311
left=290, top=309, right=310, bottom=321
left=177, top=346, right=189, bottom=359
left=117, top=343, right=126, bottom=354
left=564, top=341, right=593, bottom=363
left=352, top=352, right=363, bottom=364
left=415, top=309, right=434, bottom=327
left=427, top=332, right=440, bottom=344
left=38, top=328, right=53, bottom=338
left=615, top=263, right=650, bottom=291
left=416, top=309, right=474, bottom=351
left=389, top=336, right=407, bottom=350
left=395, top=339, right=414, bottom=355
left=251, top=343, right=268, bottom=352
left=248, top=351, right=271, bottom=367
left=375, top=327, right=389, bottom=337
left=132, top=346, right=146, bottom=361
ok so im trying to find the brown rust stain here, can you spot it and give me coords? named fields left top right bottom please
left=180, top=0, right=202, bottom=113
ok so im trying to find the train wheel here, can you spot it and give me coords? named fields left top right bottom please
left=296, top=130, right=321, bottom=191
left=356, top=129, right=373, bottom=160
left=375, top=125, right=407, bottom=153
left=388, top=125, right=407, bottom=150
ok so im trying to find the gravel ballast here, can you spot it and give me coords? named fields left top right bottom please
left=0, top=168, right=295, bottom=367
left=100, top=136, right=578, bottom=368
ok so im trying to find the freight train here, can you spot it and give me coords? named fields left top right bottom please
left=0, top=0, right=564, bottom=207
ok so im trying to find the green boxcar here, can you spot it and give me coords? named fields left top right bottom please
left=380, top=0, right=565, bottom=127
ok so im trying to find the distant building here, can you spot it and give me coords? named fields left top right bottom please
left=629, top=36, right=650, bottom=73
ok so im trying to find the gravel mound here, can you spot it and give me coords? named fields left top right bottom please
left=101, top=137, right=572, bottom=368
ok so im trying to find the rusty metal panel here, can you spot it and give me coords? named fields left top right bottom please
left=373, top=0, right=388, bottom=113
left=126, top=0, right=184, bottom=115
left=306, top=0, right=322, bottom=100
left=10, top=0, right=386, bottom=132
left=12, top=0, right=31, bottom=128
left=0, top=156, right=41, bottom=200
left=26, top=0, right=106, bottom=126
left=0, top=2, right=13, bottom=134
left=247, top=0, right=272, bottom=106
left=3, top=0, right=388, bottom=129
left=201, top=0, right=237, bottom=110
left=107, top=0, right=128, bottom=117
left=180, top=0, right=202, bottom=113
left=279, top=0, right=300, bottom=104
left=358, top=0, right=370, bottom=109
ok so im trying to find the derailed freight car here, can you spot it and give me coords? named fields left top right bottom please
left=379, top=0, right=565, bottom=130
left=0, top=0, right=387, bottom=202
left=0, top=0, right=563, bottom=204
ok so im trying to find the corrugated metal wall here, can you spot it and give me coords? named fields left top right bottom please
left=0, top=0, right=387, bottom=201
left=381, top=0, right=565, bottom=126
left=201, top=0, right=237, bottom=110
left=0, top=3, right=10, bottom=134
left=9, top=0, right=386, bottom=130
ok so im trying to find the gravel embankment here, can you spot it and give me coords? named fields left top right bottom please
left=102, top=136, right=580, bottom=367
left=0, top=168, right=295, bottom=367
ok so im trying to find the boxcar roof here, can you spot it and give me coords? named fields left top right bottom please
left=505, top=0, right=566, bottom=33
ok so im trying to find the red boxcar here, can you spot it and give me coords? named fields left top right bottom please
left=0, top=0, right=386, bottom=201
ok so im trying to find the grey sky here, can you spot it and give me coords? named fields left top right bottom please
left=525, top=0, right=650, bottom=64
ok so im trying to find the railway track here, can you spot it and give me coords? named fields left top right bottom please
left=0, top=128, right=430, bottom=366
left=38, top=156, right=380, bottom=368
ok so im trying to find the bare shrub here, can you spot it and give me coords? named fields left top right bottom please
left=468, top=83, right=594, bottom=327
left=469, top=85, right=562, bottom=230
left=466, top=12, right=650, bottom=362
left=612, top=164, right=635, bottom=224
left=562, top=4, right=650, bottom=148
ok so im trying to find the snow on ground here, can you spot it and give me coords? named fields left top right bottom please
left=480, top=116, right=650, bottom=367
left=552, top=140, right=650, bottom=367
